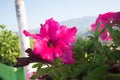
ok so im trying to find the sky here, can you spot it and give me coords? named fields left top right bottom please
left=0, top=0, right=120, bottom=31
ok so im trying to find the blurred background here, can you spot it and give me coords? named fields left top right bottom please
left=0, top=0, right=120, bottom=34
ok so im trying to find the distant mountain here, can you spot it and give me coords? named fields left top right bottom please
left=15, top=16, right=97, bottom=36
left=60, top=16, right=96, bottom=35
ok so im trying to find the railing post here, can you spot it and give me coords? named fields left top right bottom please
left=14, top=0, right=30, bottom=79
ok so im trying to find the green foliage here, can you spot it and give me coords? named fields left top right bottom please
left=74, top=24, right=120, bottom=80
left=30, top=38, right=34, bottom=48
left=30, top=24, right=120, bottom=80
left=0, top=25, right=21, bottom=66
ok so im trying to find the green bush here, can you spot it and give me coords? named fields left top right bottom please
left=0, top=25, right=21, bottom=66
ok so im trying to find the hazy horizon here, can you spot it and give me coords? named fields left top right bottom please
left=0, top=0, right=120, bottom=31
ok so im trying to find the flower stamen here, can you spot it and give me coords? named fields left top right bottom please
left=48, top=40, right=53, bottom=47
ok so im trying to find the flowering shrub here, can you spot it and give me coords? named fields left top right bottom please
left=17, top=12, right=120, bottom=80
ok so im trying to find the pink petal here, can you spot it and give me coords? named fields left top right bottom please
left=23, top=30, right=31, bottom=36
left=23, top=30, right=41, bottom=39
left=100, top=31, right=112, bottom=41
left=53, top=47, right=63, bottom=58
left=59, top=26, right=77, bottom=44
left=40, top=18, right=61, bottom=41
left=33, top=39, right=46, bottom=55
left=90, top=23, right=96, bottom=32
left=90, top=12, right=120, bottom=41
left=61, top=48, right=75, bottom=64
left=40, top=48, right=54, bottom=61
left=40, top=24, right=49, bottom=37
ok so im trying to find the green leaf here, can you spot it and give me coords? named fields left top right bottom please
left=94, top=23, right=100, bottom=35
left=105, top=73, right=120, bottom=80
left=32, top=63, right=41, bottom=68
left=83, top=65, right=109, bottom=80
left=0, top=25, right=5, bottom=29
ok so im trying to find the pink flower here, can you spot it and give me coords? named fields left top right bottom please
left=23, top=18, right=77, bottom=64
left=27, top=72, right=36, bottom=80
left=27, top=71, right=41, bottom=80
left=112, top=12, right=120, bottom=24
left=91, top=12, right=120, bottom=41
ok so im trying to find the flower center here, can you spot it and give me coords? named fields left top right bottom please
left=48, top=40, right=53, bottom=47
